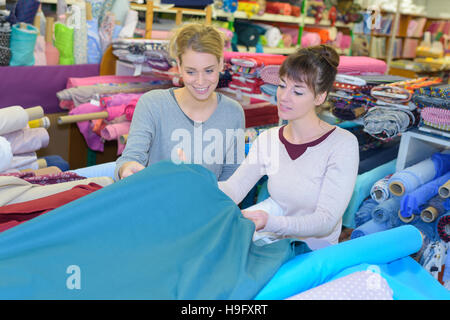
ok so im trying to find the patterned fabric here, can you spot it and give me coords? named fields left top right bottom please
left=437, top=213, right=450, bottom=242
left=421, top=107, right=450, bottom=131
left=287, top=271, right=394, bottom=300
left=0, top=171, right=87, bottom=185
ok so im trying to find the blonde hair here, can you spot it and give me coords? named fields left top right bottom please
left=169, top=23, right=224, bottom=64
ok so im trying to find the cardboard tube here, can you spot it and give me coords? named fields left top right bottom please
left=46, top=17, right=54, bottom=43
left=25, top=106, right=44, bottom=121
left=86, top=2, right=93, bottom=21
left=28, top=116, right=51, bottom=129
left=420, top=206, right=438, bottom=223
left=57, top=111, right=109, bottom=124
left=37, top=158, right=47, bottom=169
left=438, top=180, right=450, bottom=198
left=389, top=181, right=405, bottom=196
left=398, top=211, right=414, bottom=223
left=119, top=134, right=128, bottom=145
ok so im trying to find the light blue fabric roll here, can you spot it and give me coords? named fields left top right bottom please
left=255, top=225, right=423, bottom=300
left=69, top=161, right=116, bottom=180
left=86, top=19, right=102, bottom=64
left=342, top=159, right=397, bottom=228
left=354, top=198, right=379, bottom=228
left=351, top=218, right=389, bottom=239
left=371, top=196, right=402, bottom=227
left=9, top=23, right=38, bottom=66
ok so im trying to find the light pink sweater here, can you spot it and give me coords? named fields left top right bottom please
left=218, top=126, right=359, bottom=245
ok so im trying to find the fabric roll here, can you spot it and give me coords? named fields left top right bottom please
left=370, top=174, right=392, bottom=203
left=69, top=161, right=116, bottom=179
left=117, top=9, right=138, bottom=39
left=86, top=19, right=102, bottom=64
left=33, top=35, right=47, bottom=65
left=443, top=250, right=450, bottom=282
left=9, top=23, right=38, bottom=66
left=439, top=180, right=450, bottom=198
left=14, top=0, right=40, bottom=24
left=421, top=107, right=450, bottom=131
left=42, top=155, right=70, bottom=172
left=399, top=171, right=450, bottom=219
left=0, top=137, right=13, bottom=173
left=99, top=11, right=115, bottom=53
left=100, top=121, right=130, bottom=141
left=371, top=196, right=403, bottom=228
left=54, top=22, right=74, bottom=65
left=420, top=196, right=450, bottom=223
left=2, top=128, right=49, bottom=155
left=0, top=106, right=29, bottom=135
left=437, top=213, right=450, bottom=242
left=388, top=157, right=437, bottom=196
left=430, top=153, right=450, bottom=178
left=68, top=0, right=88, bottom=65
left=350, top=218, right=389, bottom=240
left=354, top=198, right=379, bottom=228
left=410, top=216, right=439, bottom=243
left=9, top=152, right=38, bottom=171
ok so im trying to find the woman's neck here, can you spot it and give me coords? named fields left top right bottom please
left=174, top=87, right=217, bottom=123
left=284, top=112, right=333, bottom=144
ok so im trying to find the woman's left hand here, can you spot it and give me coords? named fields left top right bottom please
left=241, top=210, right=269, bottom=231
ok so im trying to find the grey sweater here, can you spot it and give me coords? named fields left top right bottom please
left=115, top=88, right=245, bottom=181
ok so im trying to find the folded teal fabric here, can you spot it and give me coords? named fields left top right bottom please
left=0, top=161, right=309, bottom=299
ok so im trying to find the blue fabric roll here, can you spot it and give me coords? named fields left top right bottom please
left=87, top=19, right=102, bottom=64
left=9, top=23, right=38, bottom=66
left=42, top=155, right=70, bottom=172
left=431, top=153, right=450, bottom=179
left=420, top=196, right=450, bottom=223
left=255, top=225, right=423, bottom=300
left=13, top=0, right=40, bottom=24
left=409, top=216, right=439, bottom=242
left=443, top=250, right=450, bottom=282
left=351, top=218, right=389, bottom=239
left=371, top=196, right=403, bottom=227
left=69, top=161, right=116, bottom=180
left=342, top=159, right=397, bottom=229
left=400, top=171, right=450, bottom=219
left=354, top=198, right=379, bottom=228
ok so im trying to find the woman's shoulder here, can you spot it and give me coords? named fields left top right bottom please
left=218, top=92, right=244, bottom=112
left=141, top=88, right=173, bottom=101
left=327, top=126, right=359, bottom=151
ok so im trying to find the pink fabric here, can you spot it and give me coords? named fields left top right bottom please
left=337, top=56, right=387, bottom=75
left=34, top=36, right=47, bottom=66
left=223, top=51, right=283, bottom=63
left=105, top=105, right=127, bottom=121
left=100, top=93, right=143, bottom=108
left=69, top=103, right=104, bottom=152
left=124, top=98, right=139, bottom=121
left=100, top=121, right=131, bottom=141
left=301, top=32, right=321, bottom=47
left=66, top=76, right=157, bottom=89
left=260, top=65, right=281, bottom=85
left=45, top=43, right=59, bottom=66
left=421, top=107, right=450, bottom=126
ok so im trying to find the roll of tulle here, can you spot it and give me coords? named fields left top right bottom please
left=371, top=196, right=403, bottom=228
left=400, top=171, right=450, bottom=219
left=33, top=35, right=47, bottom=65
left=370, top=175, right=392, bottom=203
left=389, top=157, right=437, bottom=196
left=0, top=106, right=29, bottom=135
left=2, top=127, right=50, bottom=155
left=354, top=198, right=379, bottom=228
left=54, top=22, right=74, bottom=65
left=436, top=213, right=450, bottom=242
left=350, top=218, right=389, bottom=240
left=9, top=23, right=38, bottom=66
left=0, top=137, right=13, bottom=173
left=420, top=195, right=450, bottom=223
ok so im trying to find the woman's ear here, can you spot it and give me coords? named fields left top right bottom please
left=314, top=91, right=328, bottom=106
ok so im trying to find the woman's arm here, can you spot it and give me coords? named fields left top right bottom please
left=262, top=136, right=359, bottom=238
left=114, top=97, right=156, bottom=179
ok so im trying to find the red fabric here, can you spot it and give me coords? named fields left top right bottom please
left=279, top=126, right=336, bottom=160
left=265, top=2, right=292, bottom=15
left=244, top=105, right=279, bottom=128
left=0, top=183, right=103, bottom=232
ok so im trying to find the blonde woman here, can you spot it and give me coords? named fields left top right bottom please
left=115, top=23, right=245, bottom=180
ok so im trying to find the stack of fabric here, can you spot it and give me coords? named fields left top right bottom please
left=56, top=75, right=172, bottom=154
left=351, top=152, right=450, bottom=281
left=413, top=84, right=450, bottom=137
left=0, top=105, right=50, bottom=173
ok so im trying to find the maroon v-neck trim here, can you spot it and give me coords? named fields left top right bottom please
left=279, top=126, right=336, bottom=160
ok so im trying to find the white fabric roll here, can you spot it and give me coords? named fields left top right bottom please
left=118, top=9, right=138, bottom=39
left=9, top=152, right=38, bottom=171
left=0, top=106, right=29, bottom=135
left=2, top=127, right=50, bottom=155
left=0, top=136, right=13, bottom=173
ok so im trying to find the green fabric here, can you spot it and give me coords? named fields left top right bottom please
left=54, top=22, right=74, bottom=65
left=0, top=161, right=309, bottom=299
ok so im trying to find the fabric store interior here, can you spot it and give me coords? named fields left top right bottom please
left=0, top=0, right=449, bottom=300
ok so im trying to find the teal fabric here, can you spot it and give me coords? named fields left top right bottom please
left=255, top=225, right=423, bottom=300
left=342, top=159, right=397, bottom=228
left=0, top=161, right=309, bottom=299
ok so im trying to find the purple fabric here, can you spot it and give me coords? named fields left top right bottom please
left=69, top=103, right=104, bottom=152
left=0, top=64, right=100, bottom=114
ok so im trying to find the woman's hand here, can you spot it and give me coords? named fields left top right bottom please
left=119, top=161, right=145, bottom=179
left=241, top=210, right=269, bottom=231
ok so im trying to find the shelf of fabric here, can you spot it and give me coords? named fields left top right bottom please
left=396, top=128, right=450, bottom=172
left=236, top=45, right=298, bottom=55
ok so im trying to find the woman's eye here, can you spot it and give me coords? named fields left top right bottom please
left=278, top=83, right=286, bottom=89
left=205, top=69, right=214, bottom=74
left=294, top=91, right=303, bottom=96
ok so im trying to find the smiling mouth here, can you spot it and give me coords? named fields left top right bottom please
left=279, top=105, right=292, bottom=112
left=193, top=86, right=209, bottom=94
